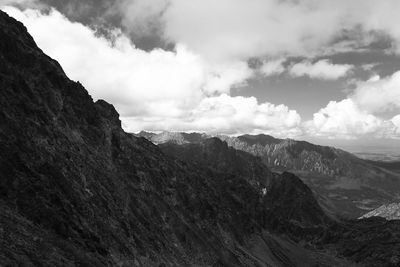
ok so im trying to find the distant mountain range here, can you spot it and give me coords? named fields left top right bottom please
left=360, top=203, right=400, bottom=220
left=138, top=131, right=400, bottom=218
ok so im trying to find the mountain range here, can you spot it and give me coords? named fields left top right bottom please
left=138, top=131, right=400, bottom=218
left=1, top=10, right=400, bottom=266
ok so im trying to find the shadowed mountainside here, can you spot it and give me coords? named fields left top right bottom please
left=159, top=139, right=400, bottom=266
left=139, top=131, right=400, bottom=218
left=221, top=134, right=400, bottom=218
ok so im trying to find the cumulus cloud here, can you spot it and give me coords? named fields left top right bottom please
left=309, top=71, right=400, bottom=139
left=162, top=0, right=349, bottom=61
left=392, top=115, right=400, bottom=135
left=0, top=0, right=36, bottom=6
left=7, top=0, right=400, bottom=60
left=109, top=0, right=168, bottom=38
left=123, top=94, right=302, bottom=137
left=107, top=0, right=400, bottom=62
left=289, top=60, right=353, bottom=80
left=351, top=71, right=400, bottom=113
left=308, top=99, right=385, bottom=139
left=2, top=6, right=302, bottom=136
left=259, top=59, right=285, bottom=76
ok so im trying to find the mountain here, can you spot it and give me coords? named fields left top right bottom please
left=136, top=131, right=209, bottom=145
left=221, top=134, right=400, bottom=218
left=159, top=138, right=274, bottom=190
left=2, top=10, right=400, bottom=266
left=160, top=139, right=331, bottom=230
left=360, top=203, right=400, bottom=220
left=159, top=139, right=400, bottom=265
left=140, top=132, right=400, bottom=218
left=367, top=160, right=400, bottom=174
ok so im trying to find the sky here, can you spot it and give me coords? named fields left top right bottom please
left=1, top=0, right=400, bottom=151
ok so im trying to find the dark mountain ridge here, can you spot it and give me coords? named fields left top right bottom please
left=139, top=131, right=400, bottom=218
left=1, top=10, right=400, bottom=266
left=159, top=138, right=400, bottom=265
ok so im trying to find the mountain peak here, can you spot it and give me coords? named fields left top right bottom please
left=94, top=99, right=121, bottom=127
left=360, top=203, right=400, bottom=220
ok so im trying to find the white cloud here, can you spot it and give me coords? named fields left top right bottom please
left=351, top=71, right=400, bottom=113
left=162, top=0, right=351, bottom=61
left=392, top=115, right=400, bottom=135
left=110, top=0, right=400, bottom=62
left=0, top=0, right=37, bottom=6
left=289, top=60, right=353, bottom=80
left=308, top=70, right=400, bottom=139
left=308, top=99, right=391, bottom=139
left=2, top=6, right=303, bottom=136
left=123, top=94, right=302, bottom=137
left=8, top=0, right=400, bottom=60
left=260, top=59, right=285, bottom=76
left=108, top=0, right=168, bottom=38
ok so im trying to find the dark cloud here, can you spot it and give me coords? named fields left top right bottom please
left=32, top=0, right=169, bottom=50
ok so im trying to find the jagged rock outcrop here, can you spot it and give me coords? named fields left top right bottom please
left=360, top=203, right=400, bottom=220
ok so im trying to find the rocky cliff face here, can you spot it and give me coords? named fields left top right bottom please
left=360, top=203, right=400, bottom=220
left=221, top=134, right=400, bottom=218
left=1, top=10, right=400, bottom=267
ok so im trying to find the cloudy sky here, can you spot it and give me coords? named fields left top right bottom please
left=2, top=0, right=400, bottom=150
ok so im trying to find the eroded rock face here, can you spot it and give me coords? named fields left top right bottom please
left=360, top=203, right=400, bottom=220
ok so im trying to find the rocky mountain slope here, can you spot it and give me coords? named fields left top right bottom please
left=159, top=139, right=400, bottom=266
left=221, top=134, right=400, bottom=218
left=360, top=203, right=400, bottom=220
left=1, top=10, right=400, bottom=266
left=159, top=139, right=332, bottom=230
left=139, top=131, right=400, bottom=218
